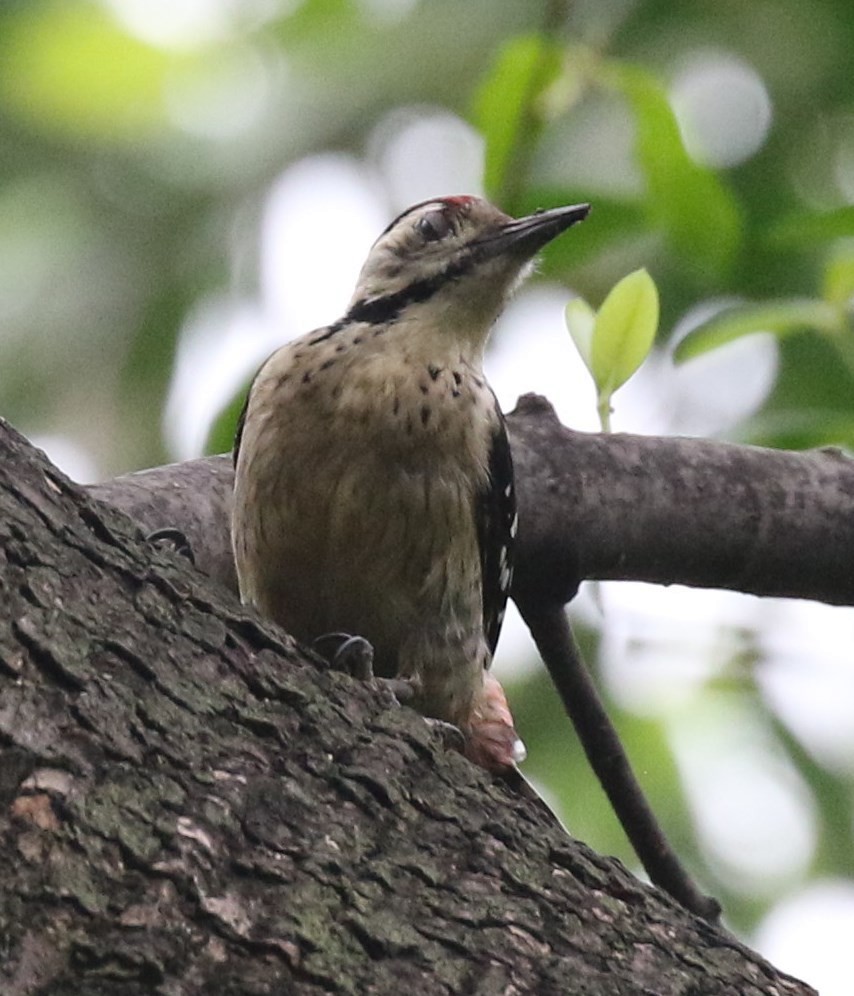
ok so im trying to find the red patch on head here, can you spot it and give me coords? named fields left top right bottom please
left=442, top=195, right=475, bottom=209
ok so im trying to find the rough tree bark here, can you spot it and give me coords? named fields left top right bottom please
left=0, top=410, right=821, bottom=995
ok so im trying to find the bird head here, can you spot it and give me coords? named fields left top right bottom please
left=346, top=195, right=590, bottom=349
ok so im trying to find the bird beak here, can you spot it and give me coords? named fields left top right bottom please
left=478, top=203, right=591, bottom=260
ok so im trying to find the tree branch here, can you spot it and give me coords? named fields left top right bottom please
left=88, top=393, right=854, bottom=608
left=508, top=395, right=854, bottom=606
left=517, top=599, right=721, bottom=922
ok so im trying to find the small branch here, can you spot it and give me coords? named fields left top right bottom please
left=516, top=598, right=722, bottom=923
left=87, top=455, right=238, bottom=594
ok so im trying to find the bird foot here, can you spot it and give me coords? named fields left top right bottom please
left=310, top=637, right=523, bottom=772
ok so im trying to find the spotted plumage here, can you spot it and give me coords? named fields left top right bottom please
left=232, top=194, right=588, bottom=770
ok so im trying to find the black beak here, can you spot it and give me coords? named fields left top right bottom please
left=477, top=203, right=591, bottom=260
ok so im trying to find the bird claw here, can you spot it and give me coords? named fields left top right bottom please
left=312, top=633, right=375, bottom=681
left=379, top=677, right=418, bottom=705
left=311, top=633, right=419, bottom=707
left=147, top=527, right=196, bottom=565
left=423, top=717, right=466, bottom=755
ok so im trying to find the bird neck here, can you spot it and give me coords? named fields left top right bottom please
left=389, top=286, right=505, bottom=362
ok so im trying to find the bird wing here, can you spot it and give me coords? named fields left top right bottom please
left=476, top=400, right=517, bottom=658
left=232, top=392, right=250, bottom=468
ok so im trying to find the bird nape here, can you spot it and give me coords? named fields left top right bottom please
left=231, top=195, right=589, bottom=771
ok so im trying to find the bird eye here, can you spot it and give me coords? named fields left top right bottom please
left=416, top=210, right=452, bottom=242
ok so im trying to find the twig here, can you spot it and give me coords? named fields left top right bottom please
left=516, top=597, right=722, bottom=923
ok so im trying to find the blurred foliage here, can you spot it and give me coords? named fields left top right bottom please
left=608, top=61, right=743, bottom=280
left=2, top=0, right=854, bottom=960
left=474, top=34, right=565, bottom=208
left=674, top=298, right=844, bottom=363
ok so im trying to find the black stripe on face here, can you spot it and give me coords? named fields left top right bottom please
left=346, top=255, right=473, bottom=326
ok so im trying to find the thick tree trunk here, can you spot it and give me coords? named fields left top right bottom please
left=0, top=418, right=815, bottom=995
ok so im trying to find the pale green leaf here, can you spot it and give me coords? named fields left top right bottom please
left=565, top=297, right=596, bottom=371
left=591, top=268, right=659, bottom=394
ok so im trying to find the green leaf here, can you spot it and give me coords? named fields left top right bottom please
left=673, top=299, right=843, bottom=363
left=276, top=0, right=362, bottom=45
left=823, top=253, right=854, bottom=306
left=565, top=297, right=596, bottom=370
left=608, top=64, right=742, bottom=279
left=590, top=268, right=659, bottom=395
left=769, top=206, right=854, bottom=248
left=473, top=35, right=563, bottom=206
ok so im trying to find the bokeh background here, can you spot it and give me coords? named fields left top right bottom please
left=3, top=1, right=854, bottom=990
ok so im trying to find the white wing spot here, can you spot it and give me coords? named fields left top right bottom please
left=510, top=514, right=518, bottom=539
left=499, top=563, right=512, bottom=592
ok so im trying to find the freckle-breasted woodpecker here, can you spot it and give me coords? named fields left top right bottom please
left=231, top=195, right=589, bottom=770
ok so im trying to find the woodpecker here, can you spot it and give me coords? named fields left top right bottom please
left=232, top=195, right=589, bottom=770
